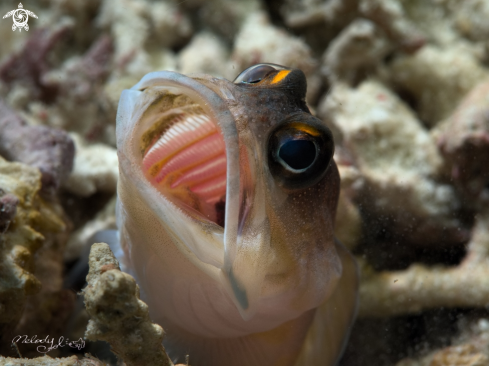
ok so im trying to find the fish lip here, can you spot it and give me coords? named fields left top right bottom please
left=119, top=71, right=242, bottom=270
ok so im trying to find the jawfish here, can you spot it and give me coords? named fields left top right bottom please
left=115, top=63, right=358, bottom=366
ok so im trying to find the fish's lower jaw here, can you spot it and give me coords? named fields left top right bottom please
left=159, top=308, right=315, bottom=366
left=140, top=258, right=313, bottom=339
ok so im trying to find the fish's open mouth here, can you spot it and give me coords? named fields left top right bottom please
left=140, top=93, right=227, bottom=228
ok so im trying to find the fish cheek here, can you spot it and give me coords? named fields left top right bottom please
left=262, top=163, right=341, bottom=308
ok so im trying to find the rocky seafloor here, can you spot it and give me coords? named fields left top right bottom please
left=1, top=0, right=489, bottom=365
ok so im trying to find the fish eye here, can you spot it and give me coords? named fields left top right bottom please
left=234, top=63, right=287, bottom=84
left=278, top=138, right=317, bottom=171
left=268, top=118, right=334, bottom=190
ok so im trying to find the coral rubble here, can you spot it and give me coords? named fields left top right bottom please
left=359, top=211, right=489, bottom=317
left=435, top=79, right=489, bottom=207
left=0, top=354, right=106, bottom=366
left=83, top=243, right=173, bottom=366
left=0, top=100, right=74, bottom=196
left=0, top=157, right=67, bottom=353
left=387, top=45, right=489, bottom=127
left=319, top=80, right=463, bottom=246
left=63, top=133, right=118, bottom=198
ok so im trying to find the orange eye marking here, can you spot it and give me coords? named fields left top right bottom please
left=288, top=122, right=321, bottom=137
left=271, top=70, right=291, bottom=84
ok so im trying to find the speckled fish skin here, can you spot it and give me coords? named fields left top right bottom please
left=115, top=65, right=359, bottom=366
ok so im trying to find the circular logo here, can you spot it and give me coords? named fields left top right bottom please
left=12, top=9, right=28, bottom=28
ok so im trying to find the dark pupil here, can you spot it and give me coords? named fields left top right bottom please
left=242, top=65, right=276, bottom=83
left=278, top=140, right=316, bottom=170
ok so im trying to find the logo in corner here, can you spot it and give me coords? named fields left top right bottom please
left=2, top=3, right=38, bottom=32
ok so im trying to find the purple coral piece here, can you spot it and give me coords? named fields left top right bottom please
left=81, top=35, right=114, bottom=81
left=0, top=100, right=74, bottom=196
left=0, top=26, right=70, bottom=103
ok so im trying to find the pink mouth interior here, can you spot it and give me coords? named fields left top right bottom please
left=142, top=113, right=227, bottom=227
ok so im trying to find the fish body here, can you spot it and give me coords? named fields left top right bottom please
left=115, top=64, right=358, bottom=365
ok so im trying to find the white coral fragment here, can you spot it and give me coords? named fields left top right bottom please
left=320, top=80, right=461, bottom=245
left=233, top=12, right=320, bottom=102
left=234, top=12, right=316, bottom=74
left=63, top=133, right=118, bottom=197
left=322, top=19, right=390, bottom=83
left=178, top=32, right=229, bottom=77
left=388, top=45, right=489, bottom=126
left=97, top=0, right=179, bottom=78
left=360, top=212, right=489, bottom=317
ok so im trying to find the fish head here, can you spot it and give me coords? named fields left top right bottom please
left=117, top=63, right=342, bottom=325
